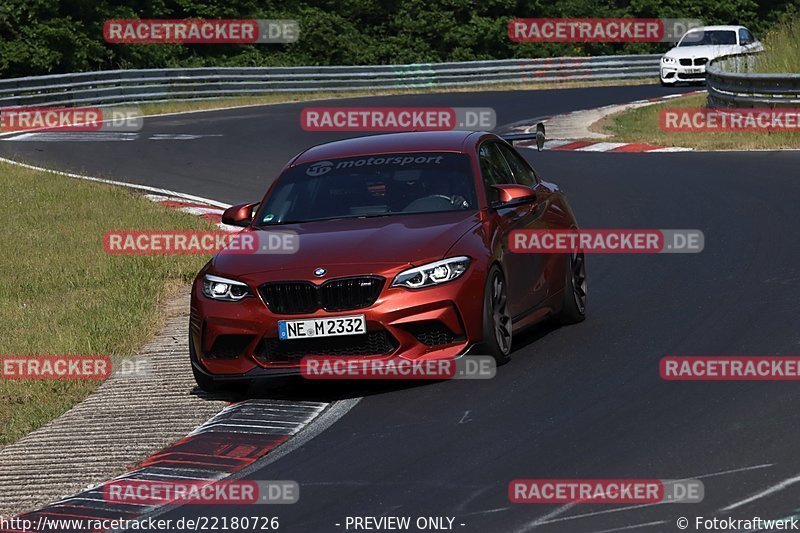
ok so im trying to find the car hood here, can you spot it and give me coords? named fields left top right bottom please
left=664, top=45, right=740, bottom=60
left=210, top=210, right=482, bottom=277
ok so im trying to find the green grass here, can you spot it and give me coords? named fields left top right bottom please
left=753, top=18, right=800, bottom=73
left=595, top=93, right=800, bottom=150
left=714, top=18, right=800, bottom=74
left=0, top=163, right=210, bottom=446
left=598, top=18, right=800, bottom=149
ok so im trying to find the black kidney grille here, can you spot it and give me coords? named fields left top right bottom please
left=259, top=282, right=317, bottom=314
left=321, top=277, right=383, bottom=311
left=679, top=58, right=692, bottom=66
left=259, top=276, right=384, bottom=314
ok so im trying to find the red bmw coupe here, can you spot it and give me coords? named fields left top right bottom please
left=190, top=129, right=586, bottom=391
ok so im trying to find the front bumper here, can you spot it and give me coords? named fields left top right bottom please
left=660, top=64, right=707, bottom=83
left=190, top=264, right=487, bottom=379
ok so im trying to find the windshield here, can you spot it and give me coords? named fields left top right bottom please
left=257, top=152, right=477, bottom=225
left=679, top=30, right=737, bottom=46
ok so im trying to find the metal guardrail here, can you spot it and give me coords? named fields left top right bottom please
left=0, top=55, right=661, bottom=107
left=707, top=54, right=800, bottom=108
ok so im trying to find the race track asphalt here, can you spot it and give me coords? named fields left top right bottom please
left=4, top=84, right=800, bottom=532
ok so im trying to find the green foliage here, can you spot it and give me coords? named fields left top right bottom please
left=0, top=0, right=795, bottom=77
left=753, top=15, right=800, bottom=72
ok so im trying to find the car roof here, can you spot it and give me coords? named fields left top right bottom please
left=291, top=130, right=479, bottom=166
left=684, top=25, right=746, bottom=32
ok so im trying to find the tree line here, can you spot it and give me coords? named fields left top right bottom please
left=0, top=0, right=797, bottom=78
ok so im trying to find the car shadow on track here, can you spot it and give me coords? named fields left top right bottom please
left=192, top=376, right=437, bottom=403
left=508, top=317, right=564, bottom=353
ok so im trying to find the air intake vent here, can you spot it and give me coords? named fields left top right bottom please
left=255, top=330, right=398, bottom=362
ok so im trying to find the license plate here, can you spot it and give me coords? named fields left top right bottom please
left=686, top=68, right=702, bottom=73
left=278, top=315, right=366, bottom=340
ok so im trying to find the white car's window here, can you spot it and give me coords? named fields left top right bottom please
left=679, top=30, right=737, bottom=46
left=739, top=28, right=754, bottom=45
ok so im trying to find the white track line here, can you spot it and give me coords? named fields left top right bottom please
left=721, top=473, right=800, bottom=512
left=646, top=147, right=694, bottom=152
left=0, top=132, right=139, bottom=142
left=177, top=206, right=225, bottom=216
left=573, top=142, right=629, bottom=152
left=513, top=463, right=774, bottom=532
left=543, top=139, right=577, bottom=149
left=0, top=156, right=230, bottom=209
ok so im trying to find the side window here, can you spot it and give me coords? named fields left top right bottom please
left=739, top=28, right=753, bottom=45
left=479, top=143, right=514, bottom=204
left=497, top=143, right=539, bottom=187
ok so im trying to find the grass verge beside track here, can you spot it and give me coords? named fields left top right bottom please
left=751, top=18, right=800, bottom=73
left=133, top=78, right=656, bottom=117
left=0, top=162, right=209, bottom=446
left=593, top=94, right=800, bottom=150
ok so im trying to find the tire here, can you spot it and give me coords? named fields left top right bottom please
left=555, top=251, right=587, bottom=325
left=189, top=330, right=249, bottom=393
left=482, top=265, right=513, bottom=365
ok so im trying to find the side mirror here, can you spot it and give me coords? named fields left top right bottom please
left=490, top=184, right=536, bottom=207
left=221, top=202, right=259, bottom=227
left=536, top=122, right=546, bottom=152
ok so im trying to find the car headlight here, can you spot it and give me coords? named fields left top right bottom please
left=392, top=256, right=470, bottom=289
left=201, top=274, right=251, bottom=301
left=662, top=56, right=676, bottom=64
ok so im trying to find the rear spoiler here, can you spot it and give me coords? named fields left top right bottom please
left=498, top=122, right=546, bottom=151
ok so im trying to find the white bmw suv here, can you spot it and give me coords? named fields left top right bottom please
left=660, top=25, right=763, bottom=86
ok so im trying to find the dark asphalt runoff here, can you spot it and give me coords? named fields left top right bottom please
left=0, top=84, right=695, bottom=204
left=4, top=84, right=800, bottom=532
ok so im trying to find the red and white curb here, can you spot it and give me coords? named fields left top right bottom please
left=513, top=90, right=704, bottom=153
left=1, top=400, right=329, bottom=532
left=521, top=139, right=694, bottom=153
left=142, top=194, right=240, bottom=231
left=0, top=157, right=346, bottom=527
